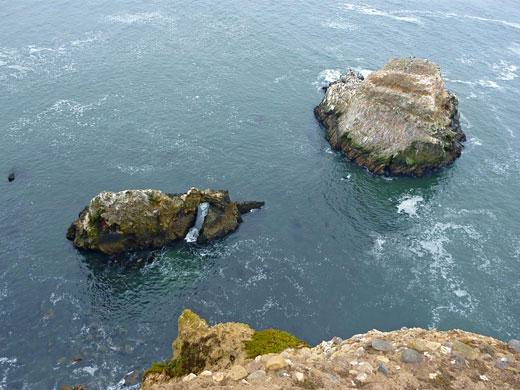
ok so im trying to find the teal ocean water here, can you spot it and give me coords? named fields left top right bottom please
left=1, top=0, right=519, bottom=388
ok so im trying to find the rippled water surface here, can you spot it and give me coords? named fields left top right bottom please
left=1, top=0, right=520, bottom=388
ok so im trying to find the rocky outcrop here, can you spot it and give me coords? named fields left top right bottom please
left=66, top=188, right=264, bottom=254
left=142, top=312, right=520, bottom=390
left=315, top=58, right=466, bottom=176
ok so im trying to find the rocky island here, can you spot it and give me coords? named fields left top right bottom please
left=139, top=311, right=520, bottom=390
left=66, top=188, right=264, bottom=254
left=315, top=58, right=466, bottom=176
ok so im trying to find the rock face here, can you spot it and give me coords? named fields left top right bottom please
left=66, top=188, right=264, bottom=254
left=315, top=58, right=466, bottom=176
left=142, top=314, right=520, bottom=390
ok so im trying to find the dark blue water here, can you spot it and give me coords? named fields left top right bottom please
left=1, top=0, right=519, bottom=388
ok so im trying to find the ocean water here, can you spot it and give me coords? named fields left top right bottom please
left=1, top=0, right=519, bottom=388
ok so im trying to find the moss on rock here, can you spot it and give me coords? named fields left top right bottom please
left=244, top=329, right=309, bottom=359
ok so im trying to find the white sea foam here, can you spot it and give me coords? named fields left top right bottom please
left=493, top=61, right=518, bottom=81
left=359, top=69, right=372, bottom=79
left=343, top=3, right=423, bottom=24
left=314, top=69, right=342, bottom=91
left=454, top=289, right=468, bottom=297
left=463, top=15, right=520, bottom=30
left=397, top=195, right=424, bottom=217
left=106, top=11, right=172, bottom=25
left=73, top=366, right=99, bottom=375
left=510, top=43, right=520, bottom=55
left=321, top=21, right=357, bottom=31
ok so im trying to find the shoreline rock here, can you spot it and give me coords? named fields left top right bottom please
left=315, top=58, right=466, bottom=177
left=66, top=188, right=264, bottom=254
left=142, top=311, right=520, bottom=390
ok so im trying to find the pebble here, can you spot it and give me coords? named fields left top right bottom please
left=452, top=341, right=478, bottom=360
left=377, top=364, right=389, bottom=376
left=376, top=355, right=389, bottom=364
left=213, top=372, right=224, bottom=382
left=407, top=340, right=428, bottom=352
left=246, top=360, right=263, bottom=373
left=266, top=355, right=288, bottom=371
left=426, top=341, right=441, bottom=351
left=200, top=370, right=212, bottom=376
left=328, top=373, right=337, bottom=382
left=372, top=339, right=395, bottom=351
left=229, top=365, right=248, bottom=380
left=277, top=372, right=290, bottom=377
left=494, top=360, right=508, bottom=369
left=482, top=353, right=493, bottom=361
left=451, top=354, right=466, bottom=369
left=247, top=370, right=266, bottom=380
left=241, top=379, right=250, bottom=385
left=357, top=362, right=373, bottom=374
left=480, top=375, right=489, bottom=381
left=356, top=373, right=368, bottom=382
left=429, top=373, right=438, bottom=379
left=478, top=342, right=495, bottom=356
left=440, top=346, right=451, bottom=355
left=295, top=372, right=304, bottom=382
left=182, top=373, right=196, bottom=382
left=501, top=354, right=515, bottom=363
left=508, top=339, right=520, bottom=353
left=401, top=348, right=422, bottom=363
left=356, top=347, right=364, bottom=357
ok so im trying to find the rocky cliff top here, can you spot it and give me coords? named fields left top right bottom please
left=142, top=311, right=520, bottom=390
left=315, top=57, right=466, bottom=176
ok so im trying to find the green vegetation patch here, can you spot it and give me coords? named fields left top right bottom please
left=142, top=362, right=165, bottom=381
left=244, top=329, right=309, bottom=359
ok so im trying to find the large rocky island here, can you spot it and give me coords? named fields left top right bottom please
left=315, top=58, right=466, bottom=176
left=137, top=311, right=520, bottom=390
left=66, top=188, right=263, bottom=254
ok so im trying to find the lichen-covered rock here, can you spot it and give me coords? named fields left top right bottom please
left=315, top=58, right=466, bottom=176
left=66, top=188, right=264, bottom=254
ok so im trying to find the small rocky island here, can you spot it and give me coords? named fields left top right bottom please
left=315, top=58, right=466, bottom=176
left=66, top=188, right=263, bottom=254
left=140, top=311, right=520, bottom=390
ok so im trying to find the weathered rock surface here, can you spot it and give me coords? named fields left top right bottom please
left=315, top=57, right=466, bottom=176
left=170, top=310, right=254, bottom=375
left=66, top=188, right=264, bottom=254
left=142, top=313, right=520, bottom=390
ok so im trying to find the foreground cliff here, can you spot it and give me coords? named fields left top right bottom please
left=67, top=188, right=263, bottom=254
left=142, top=310, right=520, bottom=390
left=315, top=58, right=466, bottom=176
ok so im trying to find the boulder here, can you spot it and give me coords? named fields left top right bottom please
left=315, top=58, right=465, bottom=176
left=66, top=188, right=264, bottom=254
left=170, top=310, right=254, bottom=375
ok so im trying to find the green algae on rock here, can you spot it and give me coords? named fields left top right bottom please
left=66, top=188, right=264, bottom=254
left=315, top=58, right=466, bottom=177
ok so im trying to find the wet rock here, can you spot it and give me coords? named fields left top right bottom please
left=229, top=365, right=248, bottom=380
left=8, top=173, right=15, bottom=182
left=401, top=348, right=422, bottom=363
left=235, top=201, right=265, bottom=213
left=372, top=339, right=395, bottom=351
left=72, top=356, right=83, bottom=363
left=315, top=58, right=465, bottom=176
left=123, top=370, right=141, bottom=387
left=124, top=344, right=134, bottom=354
left=452, top=341, right=478, bottom=360
left=247, top=370, right=266, bottom=380
left=508, top=339, right=520, bottom=353
left=67, top=188, right=264, bottom=254
left=478, top=342, right=495, bottom=356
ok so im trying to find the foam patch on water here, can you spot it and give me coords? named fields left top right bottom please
left=343, top=3, right=423, bottom=24
left=321, top=20, right=357, bottom=31
left=397, top=195, right=424, bottom=217
left=463, top=15, right=520, bottom=30
left=105, top=11, right=174, bottom=25
left=493, top=61, right=518, bottom=81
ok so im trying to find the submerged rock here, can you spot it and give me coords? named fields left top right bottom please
left=315, top=58, right=465, bottom=176
left=8, top=173, right=15, bottom=182
left=66, top=188, right=264, bottom=254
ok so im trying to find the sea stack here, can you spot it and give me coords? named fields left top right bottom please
left=315, top=58, right=466, bottom=176
left=66, top=188, right=264, bottom=254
